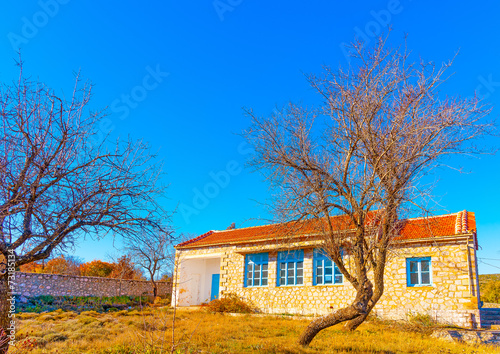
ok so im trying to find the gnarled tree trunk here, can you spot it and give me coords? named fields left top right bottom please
left=344, top=287, right=383, bottom=331
left=298, top=278, right=373, bottom=346
left=345, top=251, right=387, bottom=331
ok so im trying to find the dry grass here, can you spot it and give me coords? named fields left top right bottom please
left=8, top=308, right=500, bottom=353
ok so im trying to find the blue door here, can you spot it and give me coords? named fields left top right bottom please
left=210, top=274, right=220, bottom=301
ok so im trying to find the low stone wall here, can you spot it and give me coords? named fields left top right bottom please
left=12, top=272, right=171, bottom=298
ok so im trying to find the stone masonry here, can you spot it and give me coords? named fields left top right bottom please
left=175, top=236, right=481, bottom=328
left=12, top=272, right=171, bottom=298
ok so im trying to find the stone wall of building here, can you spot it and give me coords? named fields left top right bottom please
left=13, top=272, right=172, bottom=298
left=174, top=237, right=481, bottom=328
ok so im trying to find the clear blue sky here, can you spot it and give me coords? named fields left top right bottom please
left=0, top=1, right=499, bottom=273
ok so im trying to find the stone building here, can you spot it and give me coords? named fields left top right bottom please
left=173, top=210, right=483, bottom=327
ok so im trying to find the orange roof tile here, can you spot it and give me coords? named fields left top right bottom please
left=176, top=210, right=476, bottom=249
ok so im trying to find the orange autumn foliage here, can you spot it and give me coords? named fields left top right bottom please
left=20, top=255, right=143, bottom=279
left=79, top=260, right=114, bottom=277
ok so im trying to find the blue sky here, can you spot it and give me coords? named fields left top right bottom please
left=0, top=1, right=499, bottom=273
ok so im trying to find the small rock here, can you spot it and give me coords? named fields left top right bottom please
left=432, top=329, right=500, bottom=346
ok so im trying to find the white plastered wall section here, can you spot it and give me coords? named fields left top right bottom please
left=175, top=255, right=221, bottom=306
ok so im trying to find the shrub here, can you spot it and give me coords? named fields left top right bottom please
left=388, top=312, right=442, bottom=335
left=152, top=296, right=170, bottom=307
left=408, top=313, right=436, bottom=327
left=43, top=333, right=68, bottom=342
left=16, top=295, right=150, bottom=313
left=37, top=295, right=55, bottom=305
left=481, top=280, right=500, bottom=303
left=204, top=293, right=256, bottom=314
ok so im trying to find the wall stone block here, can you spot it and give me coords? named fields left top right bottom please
left=175, top=239, right=481, bottom=327
left=11, top=272, right=171, bottom=298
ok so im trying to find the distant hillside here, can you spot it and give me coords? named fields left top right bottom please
left=479, top=274, right=500, bottom=287
left=479, top=274, right=500, bottom=304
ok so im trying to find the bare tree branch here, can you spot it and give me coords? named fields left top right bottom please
left=123, top=230, right=175, bottom=298
left=0, top=60, right=171, bottom=349
left=243, top=34, right=493, bottom=346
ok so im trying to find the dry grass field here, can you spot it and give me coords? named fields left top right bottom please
left=8, top=308, right=500, bottom=354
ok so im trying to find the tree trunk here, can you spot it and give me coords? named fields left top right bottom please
left=0, top=277, right=11, bottom=354
left=151, top=277, right=158, bottom=298
left=344, top=302, right=375, bottom=331
left=344, top=264, right=385, bottom=331
left=344, top=287, right=383, bottom=331
left=298, top=278, right=373, bottom=346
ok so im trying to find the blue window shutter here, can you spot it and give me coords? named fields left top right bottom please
left=244, top=254, right=248, bottom=287
left=313, top=258, right=317, bottom=286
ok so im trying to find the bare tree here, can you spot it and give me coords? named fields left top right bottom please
left=0, top=61, right=169, bottom=353
left=20, top=254, right=84, bottom=276
left=124, top=231, right=174, bottom=298
left=107, top=253, right=144, bottom=280
left=244, top=36, right=492, bottom=346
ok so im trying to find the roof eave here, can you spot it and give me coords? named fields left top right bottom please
left=175, top=231, right=476, bottom=250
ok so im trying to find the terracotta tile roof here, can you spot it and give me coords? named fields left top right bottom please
left=176, top=231, right=215, bottom=248
left=395, top=210, right=476, bottom=241
left=176, top=210, right=476, bottom=249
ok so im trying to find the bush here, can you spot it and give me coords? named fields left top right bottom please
left=203, top=293, right=256, bottom=314
left=16, top=295, right=149, bottom=313
left=481, top=280, right=500, bottom=303
left=43, top=333, right=68, bottom=342
left=37, top=295, right=55, bottom=305
left=408, top=313, right=436, bottom=327
left=152, top=295, right=171, bottom=307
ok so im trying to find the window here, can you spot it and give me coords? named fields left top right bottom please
left=313, top=249, right=343, bottom=285
left=245, top=253, right=268, bottom=287
left=277, top=250, right=304, bottom=286
left=406, top=257, right=432, bottom=287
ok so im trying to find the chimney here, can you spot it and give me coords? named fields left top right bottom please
left=227, top=222, right=236, bottom=230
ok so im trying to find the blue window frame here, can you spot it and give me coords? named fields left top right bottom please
left=245, top=253, right=268, bottom=287
left=277, top=250, right=304, bottom=286
left=313, top=249, right=343, bottom=285
left=406, top=257, right=432, bottom=287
